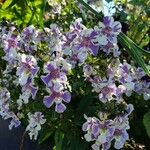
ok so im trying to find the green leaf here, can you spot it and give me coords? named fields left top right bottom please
left=38, top=130, right=53, bottom=144
left=5, top=0, right=18, bottom=9
left=1, top=0, right=13, bottom=9
left=118, top=33, right=150, bottom=75
left=120, top=32, right=150, bottom=56
left=143, top=111, right=150, bottom=138
left=38, top=0, right=46, bottom=27
left=54, top=130, right=64, bottom=150
left=70, top=134, right=88, bottom=150
left=77, top=0, right=102, bottom=19
left=61, top=135, right=70, bottom=150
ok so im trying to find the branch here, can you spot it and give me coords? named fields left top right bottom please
left=20, top=130, right=26, bottom=150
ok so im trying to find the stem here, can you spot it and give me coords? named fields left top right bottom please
left=20, top=130, right=26, bottom=150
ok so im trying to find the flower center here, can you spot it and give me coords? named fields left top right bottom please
left=82, top=37, right=91, bottom=47
left=50, top=69, right=59, bottom=78
left=8, top=38, right=16, bottom=48
left=102, top=26, right=112, bottom=35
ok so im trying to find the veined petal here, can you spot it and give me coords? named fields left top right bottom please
left=92, top=124, right=100, bottom=136
left=103, top=16, right=114, bottom=26
left=41, top=74, right=52, bottom=86
left=89, top=44, right=99, bottom=56
left=43, top=95, right=55, bottom=108
left=96, top=35, right=108, bottom=45
left=82, top=122, right=89, bottom=131
left=30, top=67, right=39, bottom=77
left=112, top=21, right=122, bottom=35
left=98, top=132, right=107, bottom=144
left=29, top=85, right=38, bottom=99
left=55, top=102, right=66, bottom=113
left=53, top=82, right=64, bottom=92
left=62, top=91, right=71, bottom=103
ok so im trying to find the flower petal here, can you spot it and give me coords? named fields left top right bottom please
left=43, top=95, right=55, bottom=108
left=55, top=103, right=66, bottom=113
left=62, top=91, right=71, bottom=103
left=41, top=74, right=52, bottom=86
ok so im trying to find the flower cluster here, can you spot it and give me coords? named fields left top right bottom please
left=0, top=88, right=21, bottom=130
left=41, top=58, right=71, bottom=113
left=82, top=104, right=134, bottom=150
left=83, top=59, right=150, bottom=104
left=16, top=54, right=39, bottom=109
left=0, top=16, right=121, bottom=68
left=26, top=112, right=46, bottom=140
left=107, top=60, right=150, bottom=100
left=63, top=16, right=121, bottom=67
left=0, top=12, right=149, bottom=149
left=1, top=26, right=19, bottom=67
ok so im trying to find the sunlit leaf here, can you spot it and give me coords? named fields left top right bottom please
left=118, top=33, right=150, bottom=75
left=5, top=0, right=18, bottom=9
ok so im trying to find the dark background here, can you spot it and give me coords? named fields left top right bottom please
left=0, top=117, right=50, bottom=150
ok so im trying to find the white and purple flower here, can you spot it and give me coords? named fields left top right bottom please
left=16, top=54, right=39, bottom=86
left=43, top=88, right=71, bottom=113
left=26, top=112, right=46, bottom=140
left=41, top=58, right=72, bottom=113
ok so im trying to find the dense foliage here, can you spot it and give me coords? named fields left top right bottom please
left=0, top=0, right=150, bottom=150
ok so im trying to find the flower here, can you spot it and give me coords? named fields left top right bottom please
left=74, top=29, right=99, bottom=56
left=26, top=112, right=46, bottom=140
left=6, top=112, right=21, bottom=130
left=113, top=116, right=130, bottom=149
left=43, top=88, right=71, bottom=113
left=16, top=54, right=39, bottom=109
left=20, top=25, right=37, bottom=52
left=16, top=54, right=39, bottom=86
left=95, top=16, right=121, bottom=45
left=82, top=115, right=100, bottom=141
left=1, top=27, right=19, bottom=65
left=41, top=58, right=72, bottom=113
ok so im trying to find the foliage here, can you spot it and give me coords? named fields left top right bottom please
left=143, top=112, right=150, bottom=138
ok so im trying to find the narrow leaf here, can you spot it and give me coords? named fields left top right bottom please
left=38, top=131, right=53, bottom=144
left=143, top=111, right=150, bottom=138
left=54, top=130, right=64, bottom=150
left=118, top=33, right=150, bottom=75
left=77, top=0, right=102, bottom=19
